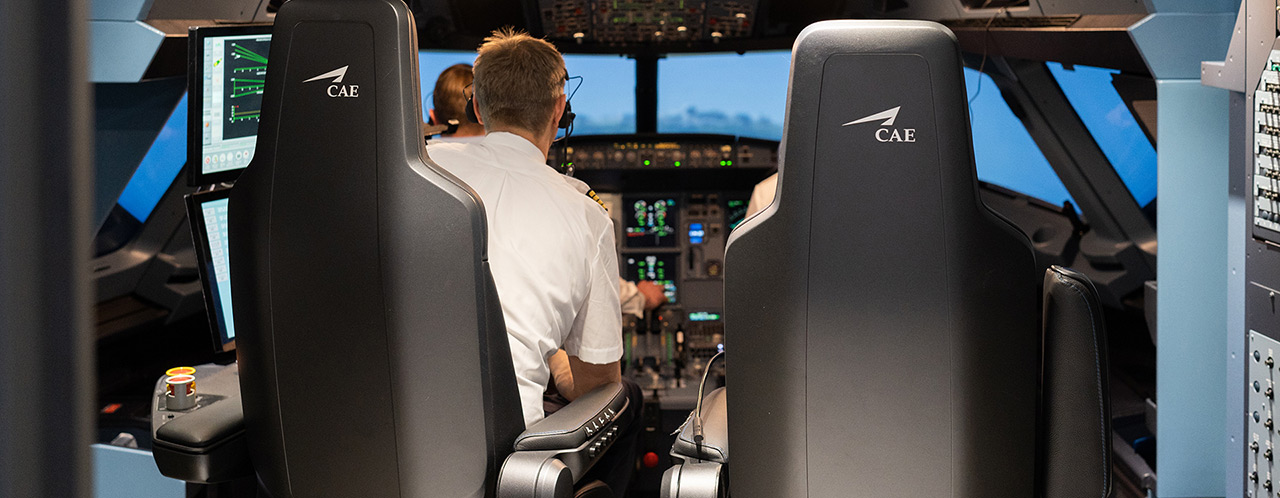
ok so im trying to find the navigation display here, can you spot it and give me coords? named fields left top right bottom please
left=624, top=253, right=678, bottom=304
left=189, top=25, right=272, bottom=186
left=624, top=196, right=678, bottom=248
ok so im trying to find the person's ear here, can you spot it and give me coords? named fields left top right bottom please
left=427, top=109, right=437, bottom=126
left=472, top=98, right=485, bottom=125
left=552, top=95, right=566, bottom=131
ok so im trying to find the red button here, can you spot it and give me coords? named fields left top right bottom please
left=642, top=452, right=660, bottom=468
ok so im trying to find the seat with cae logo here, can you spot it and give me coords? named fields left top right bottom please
left=661, top=20, right=1111, bottom=498
left=147, top=0, right=631, bottom=496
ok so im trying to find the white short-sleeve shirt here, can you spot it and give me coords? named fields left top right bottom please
left=427, top=132, right=624, bottom=426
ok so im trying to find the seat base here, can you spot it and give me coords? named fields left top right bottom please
left=661, top=462, right=724, bottom=498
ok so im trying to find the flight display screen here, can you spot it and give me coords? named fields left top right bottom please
left=189, top=25, right=271, bottom=185
left=624, top=196, right=678, bottom=247
left=624, top=253, right=678, bottom=304
left=186, top=189, right=236, bottom=352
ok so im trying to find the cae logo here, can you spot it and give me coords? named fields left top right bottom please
left=304, top=65, right=359, bottom=98
left=842, top=106, right=916, bottom=143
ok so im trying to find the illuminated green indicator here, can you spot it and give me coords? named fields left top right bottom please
left=674, top=161, right=681, bottom=167
left=726, top=160, right=733, bottom=166
left=688, top=311, right=721, bottom=321
left=719, top=160, right=726, bottom=166
left=644, top=159, right=651, bottom=166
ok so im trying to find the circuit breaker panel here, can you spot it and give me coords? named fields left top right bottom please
left=1253, top=52, right=1280, bottom=241
left=1241, top=33, right=1280, bottom=498
left=1250, top=331, right=1280, bottom=498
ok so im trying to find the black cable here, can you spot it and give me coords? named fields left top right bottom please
left=692, top=350, right=724, bottom=445
left=558, top=75, right=584, bottom=176
left=967, top=7, right=1007, bottom=109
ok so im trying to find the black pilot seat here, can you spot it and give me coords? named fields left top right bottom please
left=661, top=20, right=1112, bottom=498
left=151, top=0, right=630, bottom=496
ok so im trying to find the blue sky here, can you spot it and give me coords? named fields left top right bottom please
left=964, top=67, right=1076, bottom=208
left=1047, top=62, right=1157, bottom=207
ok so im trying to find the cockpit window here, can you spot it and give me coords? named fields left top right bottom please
left=117, top=93, right=188, bottom=223
left=966, top=67, right=1077, bottom=210
left=419, top=50, right=636, bottom=135
left=562, top=54, right=637, bottom=135
left=1046, top=62, right=1157, bottom=207
left=658, top=51, right=790, bottom=140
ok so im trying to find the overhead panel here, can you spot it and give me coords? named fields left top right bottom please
left=537, top=0, right=759, bottom=47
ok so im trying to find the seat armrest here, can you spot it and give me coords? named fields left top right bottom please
left=150, top=363, right=253, bottom=483
left=671, top=387, right=727, bottom=464
left=514, top=382, right=626, bottom=451
left=497, top=383, right=631, bottom=498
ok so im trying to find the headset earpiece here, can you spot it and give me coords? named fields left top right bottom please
left=558, top=100, right=575, bottom=130
left=464, top=95, right=479, bottom=124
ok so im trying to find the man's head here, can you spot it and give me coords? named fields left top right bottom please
left=472, top=28, right=567, bottom=146
left=429, top=63, right=484, bottom=137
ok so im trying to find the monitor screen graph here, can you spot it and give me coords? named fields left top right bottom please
left=624, top=196, right=678, bottom=248
left=189, top=25, right=272, bottom=185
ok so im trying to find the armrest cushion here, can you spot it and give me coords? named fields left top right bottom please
left=672, top=387, right=727, bottom=463
left=155, top=397, right=244, bottom=450
left=514, top=382, right=627, bottom=451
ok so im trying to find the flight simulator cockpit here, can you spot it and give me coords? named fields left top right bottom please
left=5, top=0, right=1275, bottom=497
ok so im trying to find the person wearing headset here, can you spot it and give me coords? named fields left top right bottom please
left=425, top=29, right=644, bottom=495
left=426, top=63, right=485, bottom=141
left=428, top=63, right=668, bottom=314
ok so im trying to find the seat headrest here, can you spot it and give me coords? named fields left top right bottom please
left=254, top=0, right=426, bottom=172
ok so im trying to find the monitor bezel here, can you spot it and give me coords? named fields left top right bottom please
left=187, top=24, right=273, bottom=187
left=185, top=187, right=236, bottom=353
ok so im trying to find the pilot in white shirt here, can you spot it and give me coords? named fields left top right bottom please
left=431, top=29, right=642, bottom=493
left=429, top=132, right=622, bottom=425
left=425, top=62, right=665, bottom=322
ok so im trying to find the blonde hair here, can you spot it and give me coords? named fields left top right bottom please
left=473, top=27, right=566, bottom=132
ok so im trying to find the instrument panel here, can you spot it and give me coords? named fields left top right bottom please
left=560, top=134, right=774, bottom=406
left=560, top=134, right=777, bottom=170
left=537, top=0, right=758, bottom=45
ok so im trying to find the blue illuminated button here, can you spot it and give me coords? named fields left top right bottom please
left=689, top=223, right=705, bottom=244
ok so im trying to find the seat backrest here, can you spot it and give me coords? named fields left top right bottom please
left=724, top=20, right=1039, bottom=497
left=1041, top=266, right=1112, bottom=498
left=227, top=1, right=523, bottom=496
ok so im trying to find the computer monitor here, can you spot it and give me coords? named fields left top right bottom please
left=186, top=188, right=236, bottom=352
left=624, top=253, right=678, bottom=304
left=188, top=25, right=272, bottom=186
left=623, top=196, right=679, bottom=248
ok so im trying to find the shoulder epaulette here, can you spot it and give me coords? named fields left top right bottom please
left=585, top=189, right=608, bottom=212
